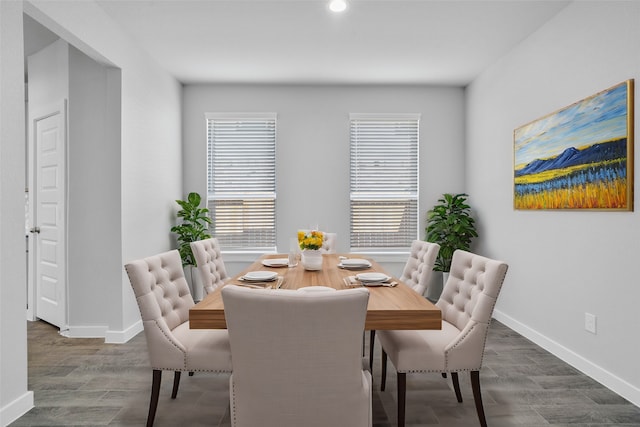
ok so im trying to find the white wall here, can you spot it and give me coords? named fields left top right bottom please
left=2, top=0, right=181, bottom=421
left=26, top=39, right=68, bottom=107
left=24, top=0, right=183, bottom=341
left=466, top=1, right=640, bottom=406
left=27, top=37, right=124, bottom=338
left=68, top=45, right=122, bottom=335
left=183, top=84, right=466, bottom=275
left=27, top=39, right=70, bottom=330
left=0, top=2, right=33, bottom=425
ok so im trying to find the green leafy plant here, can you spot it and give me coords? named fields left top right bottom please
left=425, top=193, right=478, bottom=272
left=171, top=192, right=212, bottom=267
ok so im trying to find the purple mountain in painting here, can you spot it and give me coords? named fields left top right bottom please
left=515, top=138, right=627, bottom=177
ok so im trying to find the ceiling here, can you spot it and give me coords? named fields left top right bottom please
left=39, top=0, right=571, bottom=86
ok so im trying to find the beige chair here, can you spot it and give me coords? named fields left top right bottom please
left=399, top=240, right=440, bottom=296
left=222, top=285, right=372, bottom=427
left=369, top=240, right=440, bottom=369
left=125, top=250, right=232, bottom=427
left=190, top=237, right=229, bottom=295
left=321, top=232, right=337, bottom=253
left=377, top=250, right=508, bottom=427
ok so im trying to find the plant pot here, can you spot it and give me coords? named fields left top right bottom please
left=185, top=265, right=203, bottom=302
left=426, top=271, right=447, bottom=303
left=301, top=249, right=323, bottom=271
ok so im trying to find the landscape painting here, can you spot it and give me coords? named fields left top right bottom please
left=514, top=80, right=634, bottom=210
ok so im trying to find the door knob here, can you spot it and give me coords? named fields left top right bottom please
left=30, top=226, right=40, bottom=234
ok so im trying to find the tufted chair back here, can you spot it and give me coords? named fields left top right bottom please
left=377, top=249, right=508, bottom=427
left=223, top=285, right=372, bottom=427
left=125, top=249, right=195, bottom=370
left=436, top=249, right=509, bottom=370
left=321, top=232, right=337, bottom=253
left=399, top=240, right=440, bottom=295
left=190, top=238, right=228, bottom=295
left=125, top=249, right=232, bottom=426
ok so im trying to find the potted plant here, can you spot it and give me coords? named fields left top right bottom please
left=425, top=193, right=478, bottom=300
left=171, top=192, right=211, bottom=300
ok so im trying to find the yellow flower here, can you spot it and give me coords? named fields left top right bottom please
left=298, top=230, right=324, bottom=250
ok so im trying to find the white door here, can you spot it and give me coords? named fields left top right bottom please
left=29, top=101, right=67, bottom=329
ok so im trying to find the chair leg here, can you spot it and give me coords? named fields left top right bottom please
left=470, top=370, right=488, bottom=427
left=171, top=371, right=181, bottom=399
left=441, top=372, right=447, bottom=378
left=188, top=371, right=194, bottom=376
left=381, top=349, right=388, bottom=391
left=369, top=330, right=376, bottom=371
left=147, top=369, right=161, bottom=427
left=397, top=372, right=406, bottom=427
left=451, top=371, right=463, bottom=402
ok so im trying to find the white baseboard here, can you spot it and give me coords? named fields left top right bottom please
left=58, top=320, right=142, bottom=344
left=105, top=320, right=142, bottom=344
left=493, top=309, right=640, bottom=408
left=60, top=325, right=108, bottom=339
left=0, top=391, right=33, bottom=427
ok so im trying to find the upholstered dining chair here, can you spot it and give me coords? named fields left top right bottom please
left=222, top=285, right=372, bottom=427
left=377, top=250, right=508, bottom=427
left=190, top=237, right=229, bottom=295
left=368, top=240, right=440, bottom=370
left=321, top=232, right=337, bottom=253
left=399, top=240, right=441, bottom=296
left=124, top=250, right=232, bottom=427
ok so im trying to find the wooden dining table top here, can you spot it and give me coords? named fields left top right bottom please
left=189, top=253, right=442, bottom=331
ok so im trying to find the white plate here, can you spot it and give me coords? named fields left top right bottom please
left=242, top=271, right=278, bottom=281
left=356, top=272, right=390, bottom=283
left=261, top=258, right=289, bottom=267
left=340, top=258, right=371, bottom=267
left=338, top=263, right=370, bottom=270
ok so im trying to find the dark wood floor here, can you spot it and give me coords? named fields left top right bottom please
left=10, top=319, right=640, bottom=426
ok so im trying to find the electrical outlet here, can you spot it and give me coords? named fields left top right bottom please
left=585, top=313, right=597, bottom=334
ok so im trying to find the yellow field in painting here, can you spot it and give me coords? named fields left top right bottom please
left=514, top=178, right=627, bottom=209
left=514, top=160, right=619, bottom=185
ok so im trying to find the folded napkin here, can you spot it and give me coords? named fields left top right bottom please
left=344, top=276, right=397, bottom=287
left=235, top=276, right=284, bottom=289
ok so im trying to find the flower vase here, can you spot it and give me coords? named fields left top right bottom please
left=301, top=249, right=323, bottom=271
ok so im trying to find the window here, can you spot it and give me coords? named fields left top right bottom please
left=206, top=113, right=276, bottom=251
left=350, top=113, right=419, bottom=251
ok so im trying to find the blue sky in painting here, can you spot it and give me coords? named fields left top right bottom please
left=514, top=82, right=628, bottom=169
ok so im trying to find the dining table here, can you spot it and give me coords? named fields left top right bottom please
left=189, top=253, right=441, bottom=331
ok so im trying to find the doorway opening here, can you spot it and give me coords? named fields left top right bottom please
left=24, top=13, right=122, bottom=337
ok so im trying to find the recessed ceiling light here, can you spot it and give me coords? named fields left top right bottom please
left=329, top=0, right=347, bottom=13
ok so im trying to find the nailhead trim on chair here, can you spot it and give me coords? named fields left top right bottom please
left=380, top=250, right=509, bottom=427
left=152, top=320, right=188, bottom=370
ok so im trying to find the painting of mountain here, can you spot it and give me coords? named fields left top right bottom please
left=514, top=80, right=634, bottom=210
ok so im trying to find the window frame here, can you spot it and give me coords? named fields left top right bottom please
left=349, top=113, right=420, bottom=252
left=205, top=112, right=277, bottom=252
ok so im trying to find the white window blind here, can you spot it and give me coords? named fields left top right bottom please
left=350, top=114, right=419, bottom=251
left=206, top=113, right=277, bottom=251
